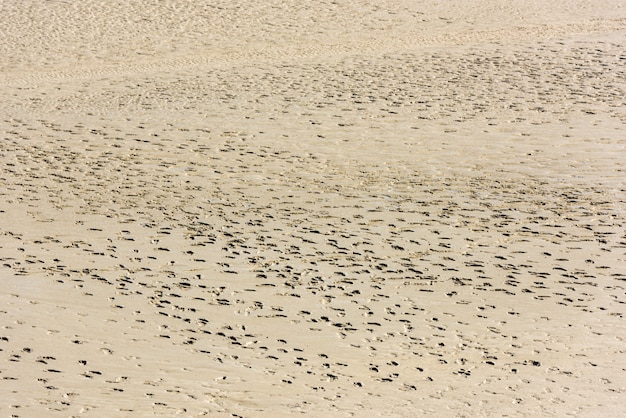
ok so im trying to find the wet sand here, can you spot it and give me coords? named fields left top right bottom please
left=1, top=1, right=625, bottom=416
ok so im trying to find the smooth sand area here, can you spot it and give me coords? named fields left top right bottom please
left=1, top=1, right=625, bottom=416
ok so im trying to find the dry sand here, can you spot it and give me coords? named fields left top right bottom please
left=1, top=1, right=626, bottom=416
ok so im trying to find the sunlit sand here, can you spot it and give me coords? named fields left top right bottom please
left=1, top=1, right=625, bottom=416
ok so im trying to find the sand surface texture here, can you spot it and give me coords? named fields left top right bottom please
left=1, top=1, right=626, bottom=416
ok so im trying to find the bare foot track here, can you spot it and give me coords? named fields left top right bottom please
left=1, top=0, right=625, bottom=417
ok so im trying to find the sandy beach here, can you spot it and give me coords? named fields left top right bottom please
left=1, top=1, right=625, bottom=416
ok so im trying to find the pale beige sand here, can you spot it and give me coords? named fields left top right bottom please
left=1, top=1, right=626, bottom=416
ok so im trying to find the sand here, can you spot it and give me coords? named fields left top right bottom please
left=1, top=0, right=625, bottom=416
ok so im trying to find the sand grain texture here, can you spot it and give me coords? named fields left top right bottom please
left=1, top=1, right=625, bottom=416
